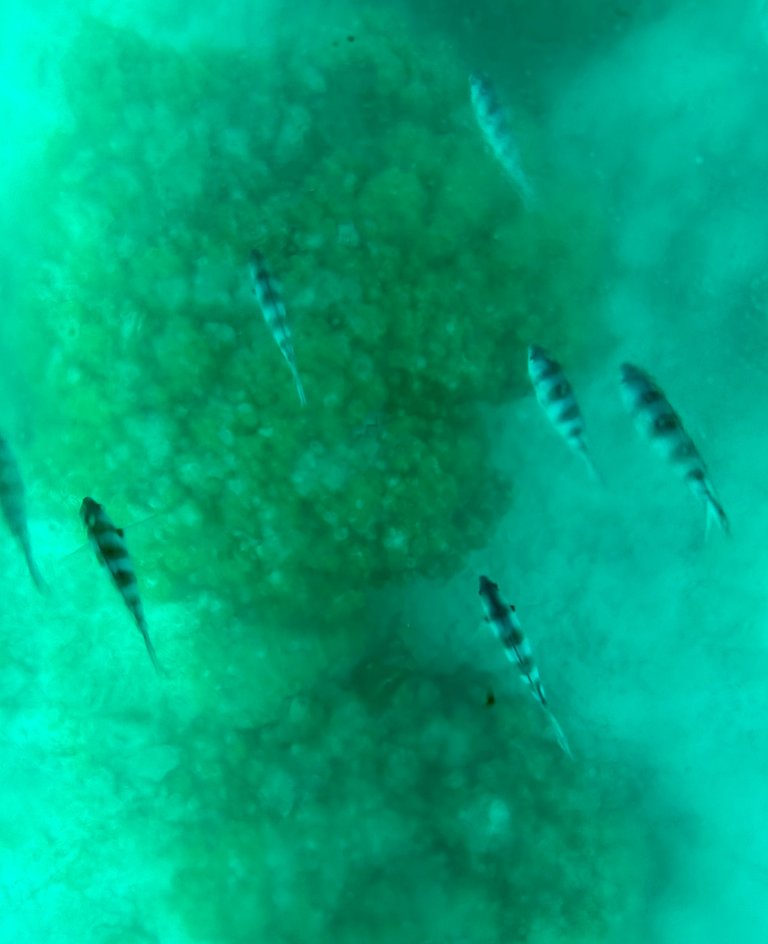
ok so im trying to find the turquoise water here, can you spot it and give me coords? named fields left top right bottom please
left=1, top=1, right=767, bottom=941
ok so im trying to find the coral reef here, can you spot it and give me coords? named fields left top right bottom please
left=161, top=640, right=651, bottom=943
left=0, top=7, right=648, bottom=943
left=17, top=10, right=601, bottom=699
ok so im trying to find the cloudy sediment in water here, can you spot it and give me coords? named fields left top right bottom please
left=1, top=1, right=767, bottom=941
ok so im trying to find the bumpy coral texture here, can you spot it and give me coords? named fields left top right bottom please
left=23, top=14, right=601, bottom=663
left=8, top=12, right=634, bottom=943
left=162, top=642, right=651, bottom=942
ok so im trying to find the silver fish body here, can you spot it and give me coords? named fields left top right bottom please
left=469, top=72, right=534, bottom=208
left=528, top=345, right=600, bottom=481
left=248, top=249, right=307, bottom=406
left=0, top=434, right=46, bottom=593
left=478, top=575, right=571, bottom=756
left=80, top=497, right=165, bottom=674
left=619, top=363, right=729, bottom=534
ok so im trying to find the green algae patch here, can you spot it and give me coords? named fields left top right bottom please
left=18, top=12, right=603, bottom=709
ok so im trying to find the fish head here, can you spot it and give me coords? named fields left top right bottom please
left=619, top=362, right=644, bottom=385
left=80, top=496, right=101, bottom=526
left=619, top=363, right=658, bottom=414
left=469, top=71, right=489, bottom=97
left=248, top=249, right=264, bottom=284
left=478, top=575, right=497, bottom=596
left=527, top=343, right=555, bottom=383
left=527, top=344, right=548, bottom=365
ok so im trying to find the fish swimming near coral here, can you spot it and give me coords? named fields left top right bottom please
left=248, top=249, right=307, bottom=406
left=527, top=344, right=601, bottom=482
left=619, top=362, right=729, bottom=535
left=0, top=434, right=47, bottom=593
left=469, top=71, right=534, bottom=209
left=81, top=497, right=165, bottom=675
left=478, top=575, right=571, bottom=757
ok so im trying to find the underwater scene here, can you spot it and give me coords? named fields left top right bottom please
left=1, top=0, right=767, bottom=940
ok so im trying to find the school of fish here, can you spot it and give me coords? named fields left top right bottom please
left=0, top=66, right=733, bottom=762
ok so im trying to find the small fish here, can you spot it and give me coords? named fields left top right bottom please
left=619, top=363, right=729, bottom=535
left=248, top=249, right=307, bottom=406
left=0, top=434, right=47, bottom=593
left=469, top=71, right=534, bottom=208
left=80, top=497, right=165, bottom=675
left=528, top=344, right=601, bottom=482
left=478, top=575, right=571, bottom=757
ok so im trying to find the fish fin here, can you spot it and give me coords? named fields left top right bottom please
left=576, top=444, right=604, bottom=486
left=59, top=542, right=89, bottom=564
left=700, top=482, right=729, bottom=541
left=138, top=620, right=169, bottom=678
left=689, top=473, right=729, bottom=539
left=546, top=709, right=573, bottom=759
left=23, top=543, right=50, bottom=596
left=706, top=494, right=730, bottom=538
left=29, top=564, right=50, bottom=596
left=66, top=519, right=153, bottom=569
left=292, top=368, right=307, bottom=407
left=57, top=535, right=101, bottom=572
left=517, top=176, right=536, bottom=211
left=65, top=509, right=169, bottom=565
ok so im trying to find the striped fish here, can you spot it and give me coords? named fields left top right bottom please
left=619, top=362, right=729, bottom=534
left=0, top=434, right=47, bottom=593
left=478, top=575, right=571, bottom=757
left=248, top=249, right=307, bottom=406
left=528, top=344, right=601, bottom=482
left=469, top=72, right=534, bottom=209
left=80, top=497, right=165, bottom=675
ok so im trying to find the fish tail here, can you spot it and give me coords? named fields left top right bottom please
left=705, top=491, right=730, bottom=538
left=504, top=159, right=535, bottom=209
left=22, top=539, right=49, bottom=595
left=688, top=470, right=729, bottom=538
left=546, top=709, right=573, bottom=759
left=138, top=619, right=168, bottom=677
left=578, top=446, right=604, bottom=486
left=517, top=175, right=536, bottom=210
left=503, top=163, right=535, bottom=209
left=292, top=367, right=307, bottom=407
